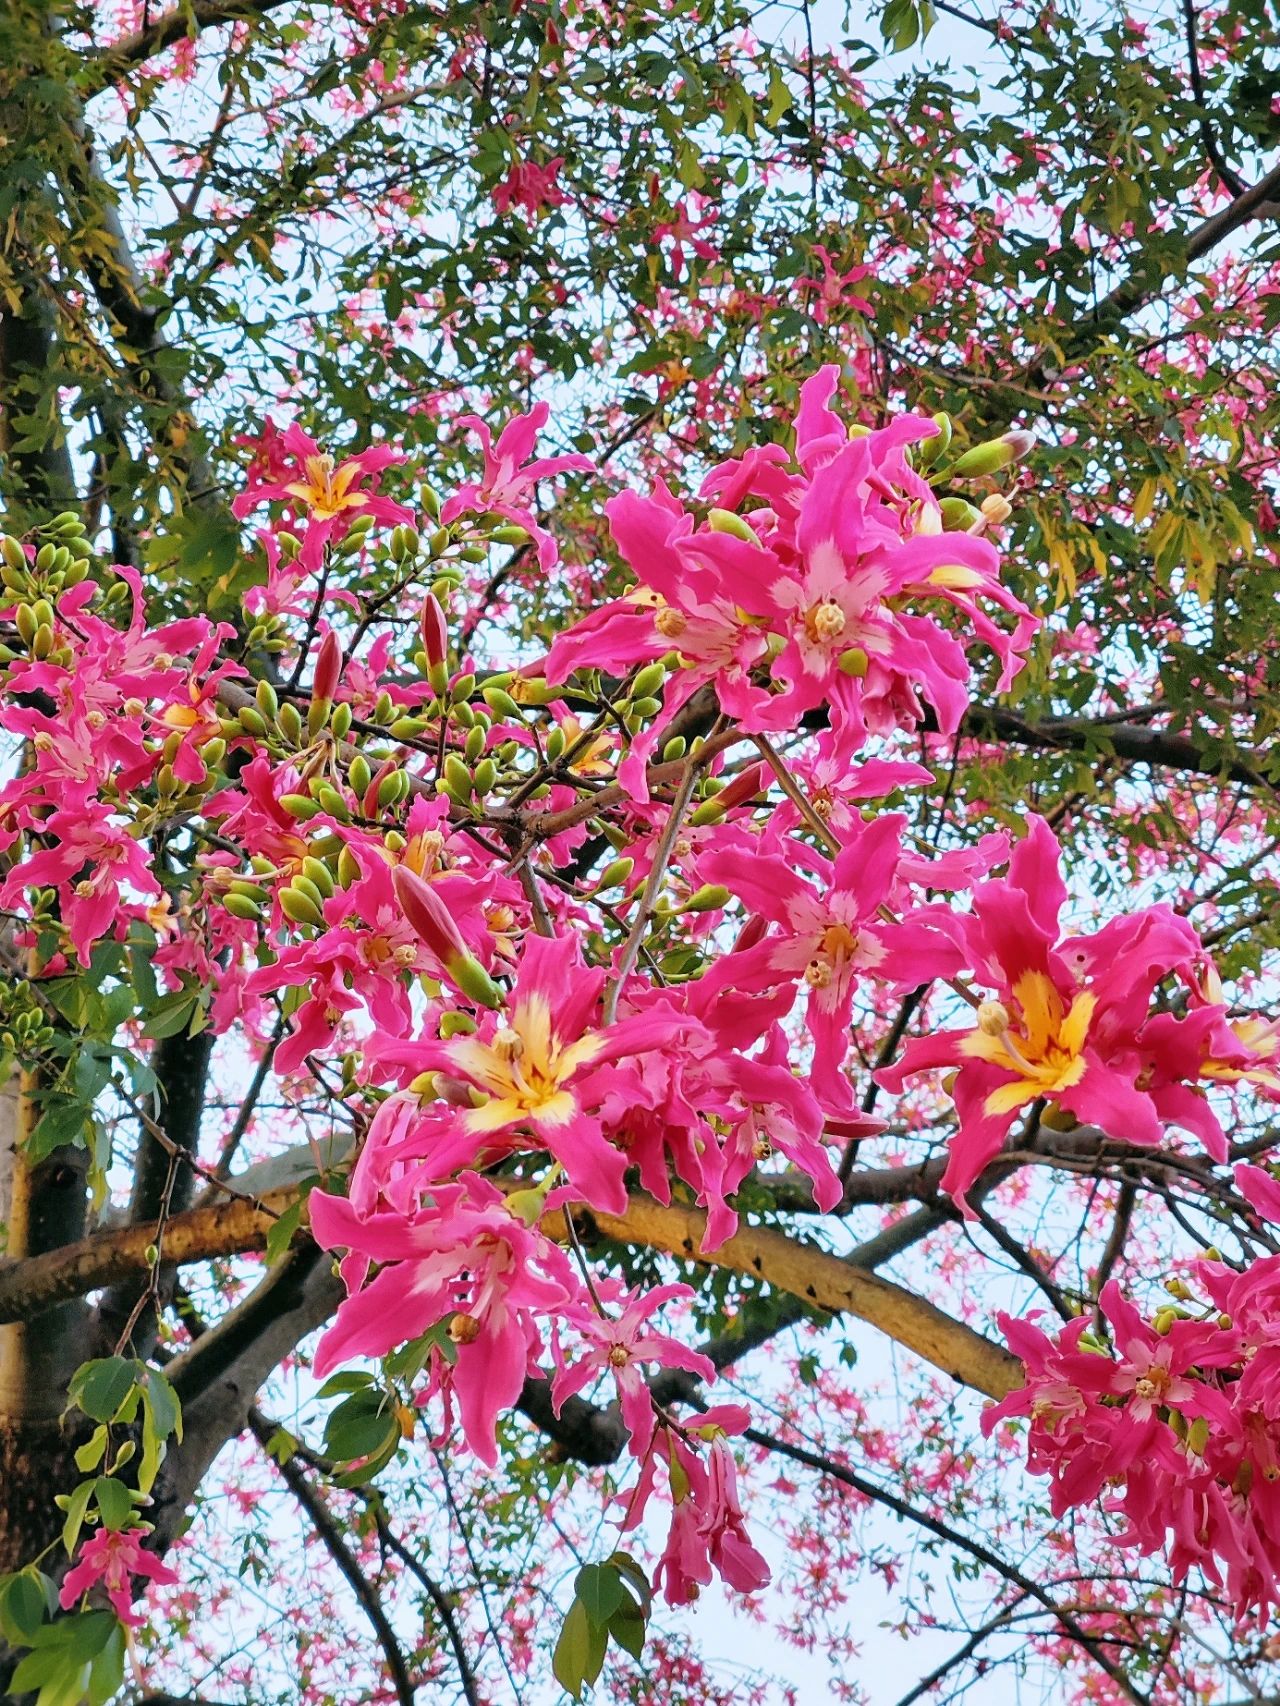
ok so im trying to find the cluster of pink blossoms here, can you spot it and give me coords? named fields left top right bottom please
left=987, top=1166, right=1280, bottom=1622
left=7, top=365, right=1280, bottom=1621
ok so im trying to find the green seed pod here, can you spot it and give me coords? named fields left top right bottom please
left=50, top=546, right=71, bottom=574
left=428, top=528, right=451, bottom=557
left=443, top=755, right=473, bottom=801
left=464, top=725, right=486, bottom=763
left=630, top=695, right=662, bottom=718
left=256, top=679, right=279, bottom=719
left=228, top=878, right=263, bottom=901
left=292, top=874, right=327, bottom=911
left=483, top=687, right=523, bottom=719
left=30, top=625, right=53, bottom=660
left=238, top=705, right=269, bottom=737
left=271, top=700, right=300, bottom=746
left=662, top=736, right=687, bottom=762
left=34, top=543, right=56, bottom=572
left=472, top=757, right=497, bottom=796
left=30, top=598, right=54, bottom=628
left=337, top=844, right=361, bottom=887
left=460, top=544, right=488, bottom=564
left=689, top=797, right=727, bottom=827
left=949, top=435, right=1017, bottom=478
left=349, top=755, right=372, bottom=796
left=281, top=792, right=322, bottom=820
left=63, top=558, right=90, bottom=586
left=201, top=738, right=227, bottom=770
left=49, top=510, right=82, bottom=532
left=389, top=715, right=428, bottom=741
left=496, top=740, right=519, bottom=762
left=452, top=702, right=476, bottom=729
left=545, top=726, right=566, bottom=763
left=315, top=784, right=351, bottom=822
left=683, top=884, right=732, bottom=913
left=279, top=887, right=325, bottom=928
left=377, top=769, right=407, bottom=808
left=330, top=702, right=353, bottom=741
left=302, top=856, right=336, bottom=897
left=491, top=523, right=529, bottom=545
left=372, top=691, right=396, bottom=723
left=1, top=536, right=27, bottom=572
left=14, top=605, right=37, bottom=645
left=450, top=673, right=476, bottom=704
left=250, top=855, right=277, bottom=876
left=707, top=508, right=756, bottom=541
left=451, top=954, right=505, bottom=1010
left=938, top=497, right=983, bottom=531
left=631, top=660, right=667, bottom=699
left=223, top=892, right=264, bottom=922
left=421, top=483, right=443, bottom=521
left=595, top=856, right=634, bottom=891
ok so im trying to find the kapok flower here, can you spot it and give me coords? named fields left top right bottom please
left=439, top=401, right=592, bottom=568
left=60, top=1527, right=178, bottom=1628
left=620, top=1404, right=770, bottom=1604
left=552, top=1282, right=715, bottom=1455
left=701, top=813, right=963, bottom=1111
left=877, top=815, right=1206, bottom=1208
left=369, top=933, right=677, bottom=1213
left=310, top=1173, right=578, bottom=1466
left=232, top=422, right=413, bottom=572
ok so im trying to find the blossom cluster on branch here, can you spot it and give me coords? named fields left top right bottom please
left=2, top=368, right=1279, bottom=1647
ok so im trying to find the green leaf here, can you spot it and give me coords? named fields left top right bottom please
left=0, top=1569, right=52, bottom=1644
left=57, top=1480, right=94, bottom=1559
left=551, top=1597, right=607, bottom=1699
left=608, top=1606, right=646, bottom=1661
left=265, top=1197, right=303, bottom=1265
left=92, top=1476, right=135, bottom=1532
left=87, top=1623, right=126, bottom=1706
left=574, top=1562, right=625, bottom=1628
left=69, top=1357, right=139, bottom=1423
left=140, top=992, right=199, bottom=1040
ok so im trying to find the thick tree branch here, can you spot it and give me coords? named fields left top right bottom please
left=83, top=0, right=297, bottom=93
left=0, top=1181, right=1021, bottom=1400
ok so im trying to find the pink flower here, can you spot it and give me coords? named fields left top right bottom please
left=439, top=402, right=592, bottom=569
left=552, top=1282, right=715, bottom=1455
left=620, top=1404, right=770, bottom=1605
left=310, top=1172, right=579, bottom=1467
left=232, top=423, right=413, bottom=573
left=368, top=932, right=678, bottom=1213
left=702, top=813, right=964, bottom=1110
left=60, top=1527, right=178, bottom=1628
left=877, top=815, right=1208, bottom=1207
left=491, top=155, right=568, bottom=217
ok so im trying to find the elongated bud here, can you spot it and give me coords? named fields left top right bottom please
left=707, top=508, right=757, bottom=542
left=393, top=867, right=503, bottom=1008
left=683, top=884, right=731, bottom=913
left=312, top=630, right=342, bottom=705
left=950, top=430, right=1035, bottom=478
left=714, top=761, right=766, bottom=813
left=420, top=593, right=448, bottom=669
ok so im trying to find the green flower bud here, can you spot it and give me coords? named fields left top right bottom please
left=223, top=892, right=264, bottom=922
left=683, top=884, right=732, bottom=913
left=279, top=887, right=325, bottom=928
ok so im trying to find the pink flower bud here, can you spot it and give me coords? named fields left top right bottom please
left=393, top=865, right=468, bottom=968
left=312, top=630, right=342, bottom=704
left=420, top=593, right=448, bottom=670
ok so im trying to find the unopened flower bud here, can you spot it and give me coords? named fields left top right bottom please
left=420, top=593, right=448, bottom=670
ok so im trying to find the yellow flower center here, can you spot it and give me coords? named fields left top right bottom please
left=284, top=454, right=369, bottom=522
left=805, top=600, right=846, bottom=643
left=453, top=995, right=604, bottom=1134
left=958, top=970, right=1096, bottom=1118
